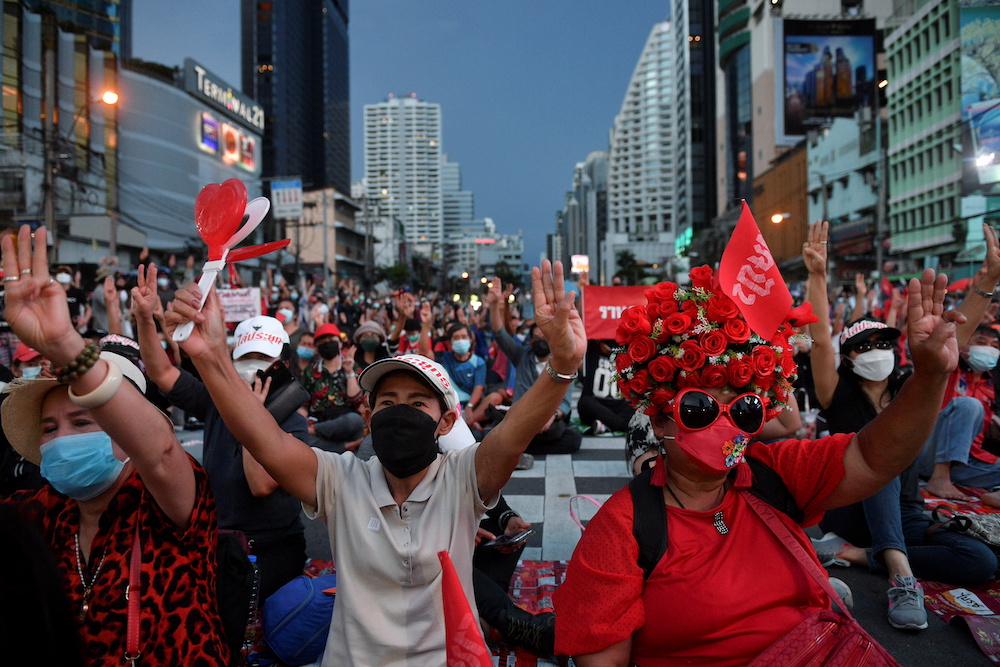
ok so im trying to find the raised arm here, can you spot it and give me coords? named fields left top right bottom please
left=850, top=273, right=867, bottom=322
left=131, top=263, right=181, bottom=392
left=165, top=285, right=319, bottom=506
left=955, top=223, right=1000, bottom=346
left=821, top=269, right=963, bottom=509
left=475, top=261, right=586, bottom=499
left=103, top=276, right=123, bottom=335
left=417, top=301, right=434, bottom=359
left=803, top=221, right=839, bottom=409
left=1, top=226, right=195, bottom=527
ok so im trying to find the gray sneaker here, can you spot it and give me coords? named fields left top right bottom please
left=811, top=531, right=850, bottom=567
left=887, top=574, right=928, bottom=630
left=829, top=577, right=854, bottom=613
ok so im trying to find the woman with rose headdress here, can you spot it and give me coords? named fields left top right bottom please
left=553, top=260, right=963, bottom=666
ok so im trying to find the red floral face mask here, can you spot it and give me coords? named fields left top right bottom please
left=663, top=419, right=752, bottom=473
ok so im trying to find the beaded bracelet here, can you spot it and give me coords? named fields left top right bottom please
left=55, top=341, right=100, bottom=383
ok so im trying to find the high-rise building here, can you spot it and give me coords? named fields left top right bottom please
left=241, top=0, right=350, bottom=192
left=33, top=0, right=131, bottom=58
left=676, top=0, right=717, bottom=238
left=561, top=151, right=607, bottom=281
left=604, top=20, right=677, bottom=283
left=885, top=0, right=979, bottom=273
left=364, top=94, right=443, bottom=250
left=441, top=154, right=474, bottom=237
left=709, top=0, right=894, bottom=269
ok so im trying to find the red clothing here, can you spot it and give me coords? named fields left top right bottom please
left=6, top=461, right=228, bottom=666
left=943, top=367, right=996, bottom=464
left=554, top=434, right=852, bottom=666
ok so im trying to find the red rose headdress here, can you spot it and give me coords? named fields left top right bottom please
left=612, top=264, right=816, bottom=420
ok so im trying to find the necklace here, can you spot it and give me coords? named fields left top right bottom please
left=664, top=482, right=687, bottom=509
left=665, top=481, right=730, bottom=536
left=74, top=533, right=107, bottom=623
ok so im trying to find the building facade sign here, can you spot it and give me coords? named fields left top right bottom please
left=184, top=58, right=265, bottom=131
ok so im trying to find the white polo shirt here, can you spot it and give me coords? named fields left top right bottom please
left=305, top=443, right=497, bottom=666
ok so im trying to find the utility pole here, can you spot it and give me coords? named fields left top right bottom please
left=874, top=106, right=887, bottom=280
left=43, top=40, right=57, bottom=263
left=321, top=190, right=330, bottom=299
left=364, top=198, right=374, bottom=288
left=293, top=217, right=300, bottom=284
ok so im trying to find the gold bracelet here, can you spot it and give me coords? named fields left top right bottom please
left=68, top=361, right=123, bottom=409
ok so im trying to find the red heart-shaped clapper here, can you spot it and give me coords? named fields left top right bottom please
left=195, top=179, right=248, bottom=260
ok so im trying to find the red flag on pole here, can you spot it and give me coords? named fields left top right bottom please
left=718, top=201, right=792, bottom=340
left=437, top=550, right=493, bottom=666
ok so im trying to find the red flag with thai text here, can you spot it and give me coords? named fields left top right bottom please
left=438, top=550, right=493, bottom=666
left=718, top=201, right=792, bottom=339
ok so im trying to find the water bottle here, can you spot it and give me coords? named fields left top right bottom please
left=242, top=554, right=261, bottom=659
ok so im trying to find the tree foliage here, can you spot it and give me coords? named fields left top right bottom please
left=375, top=263, right=411, bottom=289
left=616, top=250, right=647, bottom=286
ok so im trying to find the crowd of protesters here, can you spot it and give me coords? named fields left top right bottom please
left=3, top=218, right=1000, bottom=665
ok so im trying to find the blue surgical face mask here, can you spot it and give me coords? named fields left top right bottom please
left=20, top=365, right=42, bottom=379
left=39, top=431, right=125, bottom=501
left=297, top=346, right=316, bottom=361
left=278, top=308, right=295, bottom=322
left=967, top=345, right=1000, bottom=373
left=451, top=339, right=472, bottom=356
left=290, top=292, right=300, bottom=301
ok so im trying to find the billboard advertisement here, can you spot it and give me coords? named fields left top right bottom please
left=960, top=3, right=1000, bottom=196
left=199, top=113, right=257, bottom=173
left=781, top=19, right=877, bottom=137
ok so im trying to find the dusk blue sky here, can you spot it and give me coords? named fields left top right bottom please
left=132, top=1, right=670, bottom=266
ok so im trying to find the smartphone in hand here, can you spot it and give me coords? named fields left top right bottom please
left=481, top=529, right=535, bottom=549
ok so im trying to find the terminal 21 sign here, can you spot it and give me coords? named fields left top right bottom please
left=184, top=59, right=265, bottom=131
left=184, top=59, right=263, bottom=173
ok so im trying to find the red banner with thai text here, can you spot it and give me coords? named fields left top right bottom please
left=583, top=285, right=649, bottom=340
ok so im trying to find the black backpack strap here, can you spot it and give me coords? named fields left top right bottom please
left=746, top=456, right=803, bottom=524
left=629, top=467, right=667, bottom=580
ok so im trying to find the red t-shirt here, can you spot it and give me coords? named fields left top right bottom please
left=943, top=367, right=996, bottom=464
left=6, top=461, right=229, bottom=666
left=553, top=433, right=852, bottom=666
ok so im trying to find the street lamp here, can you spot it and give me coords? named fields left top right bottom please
left=771, top=212, right=791, bottom=224
left=44, top=89, right=118, bottom=262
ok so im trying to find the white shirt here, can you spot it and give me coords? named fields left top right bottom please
left=305, top=443, right=497, bottom=666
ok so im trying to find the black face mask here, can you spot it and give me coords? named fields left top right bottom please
left=530, top=339, right=550, bottom=359
left=317, top=340, right=340, bottom=360
left=370, top=405, right=440, bottom=478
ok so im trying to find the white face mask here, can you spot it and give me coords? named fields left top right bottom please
left=233, top=358, right=274, bottom=383
left=55, top=273, right=72, bottom=285
left=850, top=349, right=895, bottom=382
left=967, top=345, right=1000, bottom=373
